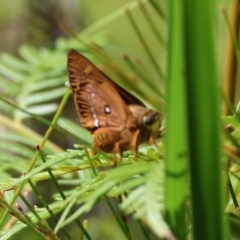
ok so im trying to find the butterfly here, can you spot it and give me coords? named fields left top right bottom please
left=67, top=49, right=161, bottom=159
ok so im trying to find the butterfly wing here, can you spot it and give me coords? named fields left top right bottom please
left=109, top=76, right=146, bottom=107
left=67, top=49, right=132, bottom=134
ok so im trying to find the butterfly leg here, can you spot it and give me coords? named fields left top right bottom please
left=130, top=129, right=140, bottom=161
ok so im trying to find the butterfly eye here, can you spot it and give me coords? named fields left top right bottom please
left=143, top=115, right=155, bottom=126
left=104, top=105, right=111, bottom=114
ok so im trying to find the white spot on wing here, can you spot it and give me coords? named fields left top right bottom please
left=105, top=106, right=111, bottom=113
left=88, top=95, right=98, bottom=121
left=80, top=71, right=86, bottom=79
left=94, top=119, right=99, bottom=128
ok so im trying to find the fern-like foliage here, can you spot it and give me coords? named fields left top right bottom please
left=0, top=145, right=168, bottom=238
left=0, top=34, right=109, bottom=119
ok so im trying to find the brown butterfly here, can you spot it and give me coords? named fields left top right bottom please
left=67, top=49, right=161, bottom=159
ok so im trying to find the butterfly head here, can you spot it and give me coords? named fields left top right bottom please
left=142, top=110, right=161, bottom=138
left=128, top=105, right=161, bottom=142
